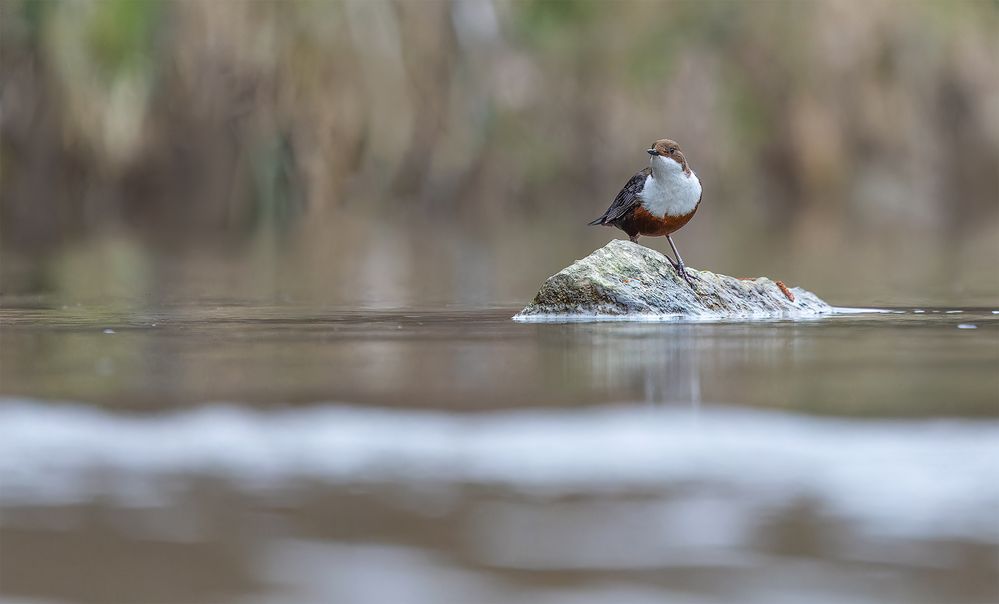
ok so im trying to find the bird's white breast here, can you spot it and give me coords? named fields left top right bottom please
left=640, top=157, right=702, bottom=218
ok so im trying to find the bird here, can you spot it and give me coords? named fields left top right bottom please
left=589, top=138, right=702, bottom=285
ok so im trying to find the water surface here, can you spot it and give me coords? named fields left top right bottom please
left=1, top=302, right=997, bottom=604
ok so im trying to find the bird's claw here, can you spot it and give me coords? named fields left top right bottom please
left=674, top=264, right=698, bottom=288
left=664, top=256, right=697, bottom=288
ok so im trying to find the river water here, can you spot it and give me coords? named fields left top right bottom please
left=1, top=302, right=997, bottom=604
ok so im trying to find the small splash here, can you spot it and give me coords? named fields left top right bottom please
left=102, top=328, right=115, bottom=335
left=913, top=309, right=925, bottom=314
left=957, top=324, right=977, bottom=330
left=945, top=310, right=963, bottom=314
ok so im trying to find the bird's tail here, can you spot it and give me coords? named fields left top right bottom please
left=588, top=216, right=605, bottom=226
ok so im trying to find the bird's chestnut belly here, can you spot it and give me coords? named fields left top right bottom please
left=620, top=205, right=697, bottom=237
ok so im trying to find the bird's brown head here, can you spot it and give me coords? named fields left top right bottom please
left=646, top=139, right=689, bottom=174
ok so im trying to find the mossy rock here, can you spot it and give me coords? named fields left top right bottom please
left=514, top=240, right=832, bottom=321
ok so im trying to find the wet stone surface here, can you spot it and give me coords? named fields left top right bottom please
left=515, top=239, right=832, bottom=320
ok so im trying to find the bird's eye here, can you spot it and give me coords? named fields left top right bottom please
left=668, top=147, right=676, bottom=154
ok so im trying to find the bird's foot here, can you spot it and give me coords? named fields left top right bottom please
left=673, top=263, right=698, bottom=288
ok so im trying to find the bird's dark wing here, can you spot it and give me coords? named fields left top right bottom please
left=588, top=167, right=651, bottom=226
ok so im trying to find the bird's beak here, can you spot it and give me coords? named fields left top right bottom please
left=647, top=148, right=658, bottom=156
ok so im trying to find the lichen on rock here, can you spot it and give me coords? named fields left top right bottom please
left=514, top=239, right=832, bottom=321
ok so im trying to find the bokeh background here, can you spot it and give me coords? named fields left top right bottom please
left=2, top=0, right=998, bottom=307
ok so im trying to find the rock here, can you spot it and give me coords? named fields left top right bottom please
left=514, top=239, right=832, bottom=321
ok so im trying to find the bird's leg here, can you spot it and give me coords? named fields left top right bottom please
left=667, top=235, right=697, bottom=287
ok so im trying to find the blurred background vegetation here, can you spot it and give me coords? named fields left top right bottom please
left=2, top=0, right=997, bottom=307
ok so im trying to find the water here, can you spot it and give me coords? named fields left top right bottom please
left=1, top=302, right=997, bottom=604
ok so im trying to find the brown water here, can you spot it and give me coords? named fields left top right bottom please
left=1, top=301, right=997, bottom=604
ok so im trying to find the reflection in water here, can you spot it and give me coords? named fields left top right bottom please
left=1, top=306, right=997, bottom=603
left=1, top=307, right=996, bottom=416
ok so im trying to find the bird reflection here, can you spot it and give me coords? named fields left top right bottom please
left=538, top=322, right=787, bottom=414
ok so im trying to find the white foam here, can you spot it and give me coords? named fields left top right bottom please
left=515, top=306, right=883, bottom=323
left=830, top=307, right=893, bottom=314
left=514, top=308, right=833, bottom=323
left=0, top=399, right=996, bottom=542
left=513, top=312, right=686, bottom=323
